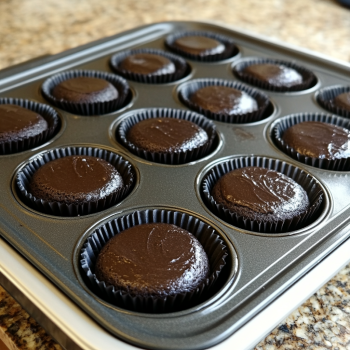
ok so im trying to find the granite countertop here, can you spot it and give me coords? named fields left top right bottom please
left=1, top=0, right=350, bottom=349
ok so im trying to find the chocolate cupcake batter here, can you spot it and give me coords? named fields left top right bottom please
left=29, top=155, right=123, bottom=204
left=127, top=117, right=209, bottom=153
left=333, top=92, right=350, bottom=111
left=190, top=85, right=258, bottom=115
left=51, top=77, right=119, bottom=104
left=212, top=166, right=309, bottom=222
left=95, top=223, right=210, bottom=296
left=174, top=36, right=225, bottom=56
left=0, top=104, right=48, bottom=143
left=282, top=121, right=350, bottom=160
left=118, top=53, right=176, bottom=75
left=243, top=63, right=303, bottom=88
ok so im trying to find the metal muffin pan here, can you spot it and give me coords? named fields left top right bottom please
left=1, top=21, right=350, bottom=350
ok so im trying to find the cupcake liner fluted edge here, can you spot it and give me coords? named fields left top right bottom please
left=41, top=70, right=131, bottom=116
left=201, top=156, right=324, bottom=234
left=80, top=208, right=229, bottom=313
left=116, top=108, right=217, bottom=164
left=16, top=146, right=135, bottom=216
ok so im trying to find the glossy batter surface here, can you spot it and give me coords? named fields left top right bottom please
left=0, top=104, right=48, bottom=142
left=29, top=155, right=123, bottom=203
left=212, top=166, right=309, bottom=221
left=52, top=77, right=118, bottom=103
left=127, top=117, right=208, bottom=153
left=243, top=63, right=303, bottom=88
left=190, top=85, right=258, bottom=115
left=282, top=121, right=350, bottom=160
left=95, top=223, right=210, bottom=296
left=174, top=35, right=225, bottom=56
left=333, top=91, right=350, bottom=111
left=119, top=53, right=176, bottom=75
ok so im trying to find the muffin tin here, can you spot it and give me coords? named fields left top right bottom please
left=1, top=21, right=350, bottom=350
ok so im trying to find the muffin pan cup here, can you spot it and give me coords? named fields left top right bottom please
left=317, top=85, right=350, bottom=118
left=41, top=70, right=131, bottom=116
left=110, top=48, right=190, bottom=84
left=272, top=113, right=350, bottom=171
left=201, top=156, right=324, bottom=234
left=80, top=208, right=228, bottom=313
left=0, top=98, right=60, bottom=155
left=15, top=146, right=135, bottom=216
left=178, top=78, right=271, bottom=123
left=165, top=30, right=239, bottom=62
left=233, top=58, right=318, bottom=92
left=116, top=108, right=217, bottom=164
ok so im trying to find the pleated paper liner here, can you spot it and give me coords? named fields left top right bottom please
left=317, top=85, right=350, bottom=118
left=80, top=208, right=229, bottom=313
left=201, top=156, right=324, bottom=234
left=116, top=108, right=217, bottom=164
left=178, top=78, right=271, bottom=123
left=41, top=70, right=131, bottom=116
left=233, top=58, right=317, bottom=92
left=16, top=146, right=135, bottom=216
left=0, top=98, right=60, bottom=155
left=165, top=30, right=239, bottom=62
left=272, top=113, right=350, bottom=171
left=110, top=49, right=190, bottom=84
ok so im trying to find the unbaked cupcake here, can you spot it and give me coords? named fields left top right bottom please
left=16, top=147, right=135, bottom=216
left=0, top=98, right=59, bottom=155
left=165, top=31, right=239, bottom=62
left=233, top=58, right=317, bottom=92
left=178, top=79, right=270, bottom=123
left=117, top=108, right=217, bottom=164
left=110, top=49, right=189, bottom=84
left=41, top=70, right=130, bottom=115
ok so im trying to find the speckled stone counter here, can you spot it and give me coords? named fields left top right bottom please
left=1, top=0, right=350, bottom=349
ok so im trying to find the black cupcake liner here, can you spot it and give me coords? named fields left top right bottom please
left=110, top=49, right=190, bottom=84
left=201, top=156, right=324, bottom=234
left=16, top=146, right=135, bottom=216
left=116, top=108, right=217, bottom=164
left=80, top=208, right=229, bottom=313
left=178, top=79, right=271, bottom=123
left=272, top=113, right=350, bottom=171
left=0, top=98, right=60, bottom=155
left=317, top=85, right=350, bottom=118
left=233, top=58, right=317, bottom=92
left=41, top=70, right=131, bottom=116
left=165, top=31, right=239, bottom=62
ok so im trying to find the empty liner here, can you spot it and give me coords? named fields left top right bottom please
left=110, top=48, right=190, bottom=84
left=80, top=208, right=229, bottom=313
left=116, top=108, right=217, bottom=164
left=201, top=156, right=324, bottom=234
left=16, top=146, right=135, bottom=216
left=0, top=98, right=60, bottom=155
left=41, top=70, right=130, bottom=116
left=317, top=85, right=350, bottom=118
left=233, top=58, right=317, bottom=92
left=178, top=78, right=271, bottom=123
left=272, top=113, right=350, bottom=171
left=165, top=30, right=239, bottom=62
